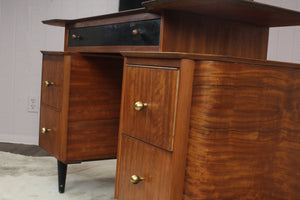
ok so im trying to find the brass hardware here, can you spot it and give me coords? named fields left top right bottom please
left=134, top=101, right=148, bottom=111
left=132, top=29, right=141, bottom=36
left=72, top=34, right=80, bottom=39
left=41, top=128, right=52, bottom=134
left=130, top=175, right=144, bottom=184
left=44, top=81, right=54, bottom=87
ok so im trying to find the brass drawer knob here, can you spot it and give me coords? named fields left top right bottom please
left=44, top=81, right=54, bottom=87
left=130, top=175, right=144, bottom=184
left=132, top=29, right=141, bottom=36
left=134, top=101, right=148, bottom=111
left=72, top=34, right=80, bottom=39
left=41, top=128, right=52, bottom=134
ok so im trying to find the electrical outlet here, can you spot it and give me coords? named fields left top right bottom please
left=27, top=96, right=39, bottom=113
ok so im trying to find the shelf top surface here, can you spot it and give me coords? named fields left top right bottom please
left=43, top=0, right=300, bottom=27
left=143, top=0, right=300, bottom=27
left=42, top=8, right=149, bottom=27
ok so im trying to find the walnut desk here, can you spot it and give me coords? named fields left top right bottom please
left=39, top=0, right=300, bottom=199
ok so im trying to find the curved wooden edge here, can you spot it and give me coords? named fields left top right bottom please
left=40, top=51, right=123, bottom=59
left=66, top=46, right=159, bottom=53
left=143, top=0, right=300, bottom=27
left=43, top=0, right=300, bottom=28
left=42, top=8, right=148, bottom=27
left=121, top=51, right=300, bottom=69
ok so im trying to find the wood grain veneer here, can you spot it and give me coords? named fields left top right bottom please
left=117, top=135, right=173, bottom=200
left=169, top=58, right=195, bottom=200
left=41, top=54, right=64, bottom=110
left=39, top=105, right=61, bottom=157
left=60, top=55, right=72, bottom=161
left=184, top=60, right=300, bottom=200
left=120, top=65, right=179, bottom=151
left=66, top=55, right=123, bottom=161
left=160, top=11, right=269, bottom=59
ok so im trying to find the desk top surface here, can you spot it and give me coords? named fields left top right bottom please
left=122, top=51, right=300, bottom=69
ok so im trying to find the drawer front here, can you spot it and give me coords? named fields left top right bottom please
left=39, top=105, right=61, bottom=158
left=68, top=19, right=160, bottom=47
left=41, top=54, right=64, bottom=109
left=121, top=66, right=179, bottom=151
left=118, top=135, right=172, bottom=200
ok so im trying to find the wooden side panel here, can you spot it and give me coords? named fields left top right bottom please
left=41, top=54, right=64, bottom=110
left=115, top=57, right=129, bottom=198
left=169, top=59, right=195, bottom=200
left=118, top=135, right=172, bottom=200
left=120, top=66, right=179, bottom=151
left=67, top=119, right=119, bottom=161
left=161, top=11, right=269, bottom=59
left=59, top=55, right=72, bottom=162
left=184, top=61, right=300, bottom=199
left=66, top=55, right=123, bottom=161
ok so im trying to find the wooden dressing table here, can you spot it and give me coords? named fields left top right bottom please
left=39, top=0, right=300, bottom=199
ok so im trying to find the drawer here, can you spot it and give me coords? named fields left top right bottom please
left=41, top=54, right=64, bottom=109
left=121, top=65, right=179, bottom=151
left=118, top=135, right=172, bottom=200
left=39, top=105, right=61, bottom=158
left=68, top=19, right=160, bottom=47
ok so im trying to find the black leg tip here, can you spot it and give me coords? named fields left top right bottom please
left=59, top=185, right=65, bottom=193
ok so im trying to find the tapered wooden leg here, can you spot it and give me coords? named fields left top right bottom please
left=57, top=160, right=68, bottom=193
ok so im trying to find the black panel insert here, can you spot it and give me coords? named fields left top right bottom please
left=68, top=19, right=160, bottom=47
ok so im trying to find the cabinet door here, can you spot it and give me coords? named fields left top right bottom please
left=121, top=66, right=179, bottom=151
left=118, top=135, right=172, bottom=200
left=41, top=54, right=64, bottom=109
left=39, top=105, right=61, bottom=158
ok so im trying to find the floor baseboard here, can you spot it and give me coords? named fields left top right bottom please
left=0, top=142, right=50, bottom=156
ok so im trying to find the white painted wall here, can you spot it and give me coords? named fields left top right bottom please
left=0, top=0, right=118, bottom=145
left=256, top=0, right=300, bottom=63
left=0, top=0, right=299, bottom=145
